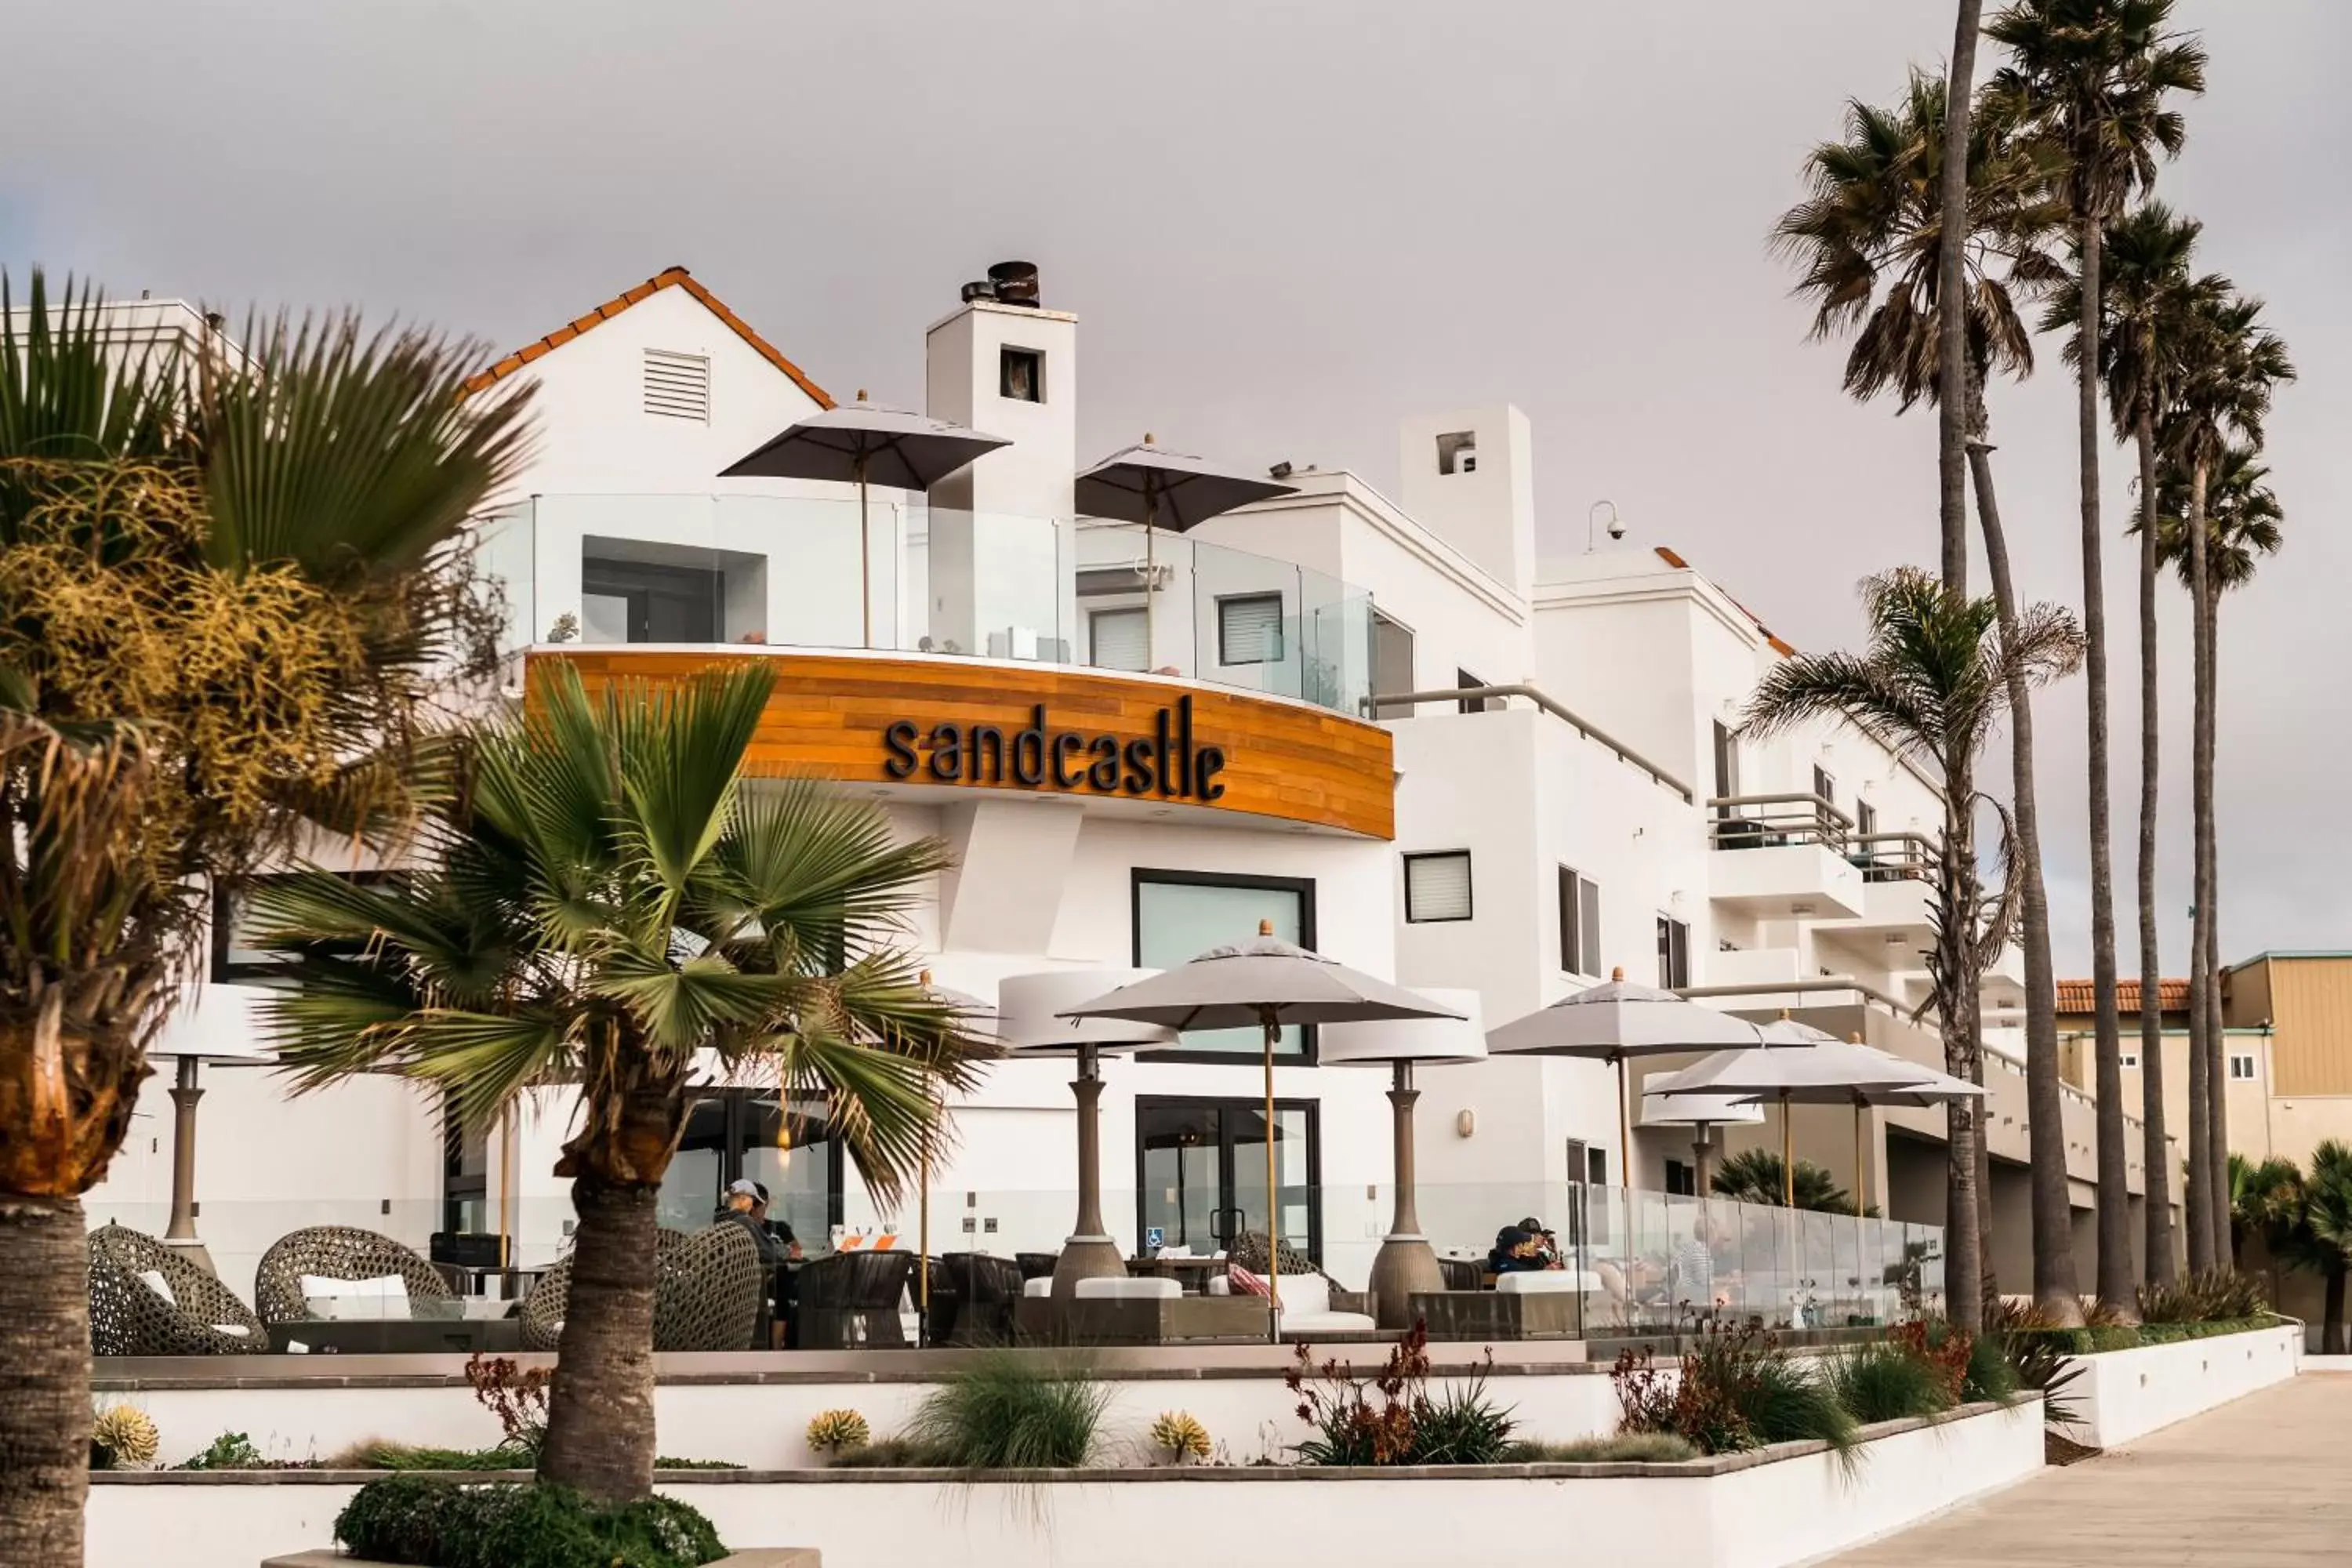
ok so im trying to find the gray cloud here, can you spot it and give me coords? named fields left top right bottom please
left=6, top=0, right=2343, bottom=975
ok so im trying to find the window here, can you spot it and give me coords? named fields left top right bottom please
left=1404, top=851, right=1473, bottom=923
left=1217, top=593, right=1285, bottom=665
left=1711, top=720, right=1740, bottom=817
left=441, top=1091, right=489, bottom=1236
left=1812, top=764, right=1835, bottom=809
left=1137, top=1097, right=1321, bottom=1265
left=1656, top=915, right=1690, bottom=990
left=1436, top=430, right=1477, bottom=474
left=1664, top=1159, right=1697, bottom=1198
left=1559, top=866, right=1602, bottom=977
left=2230, top=1053, right=2258, bottom=1081
left=1371, top=611, right=1417, bottom=720
left=641, top=349, right=710, bottom=422
left=1856, top=797, right=1878, bottom=837
left=210, top=871, right=395, bottom=985
left=1135, top=870, right=1315, bottom=1061
left=655, top=1091, right=844, bottom=1246
left=1090, top=607, right=1148, bottom=672
left=580, top=539, right=767, bottom=645
left=2120, top=1051, right=2140, bottom=1070
left=1457, top=669, right=1501, bottom=714
left=1000, top=346, right=1044, bottom=402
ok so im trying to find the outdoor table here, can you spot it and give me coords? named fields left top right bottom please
left=1127, top=1256, right=1228, bottom=1294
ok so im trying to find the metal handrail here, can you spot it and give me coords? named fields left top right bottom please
left=1369, top=684, right=1693, bottom=803
left=1675, top=976, right=1915, bottom=1016
left=1707, top=791, right=1857, bottom=832
left=1706, top=791, right=1853, bottom=853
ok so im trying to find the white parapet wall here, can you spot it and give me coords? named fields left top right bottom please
left=88, top=1400, right=2042, bottom=1568
left=2060, top=1322, right=2302, bottom=1450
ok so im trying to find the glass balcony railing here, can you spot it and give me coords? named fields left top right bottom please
left=470, top=495, right=1376, bottom=718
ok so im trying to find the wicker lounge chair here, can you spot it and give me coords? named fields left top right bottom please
left=254, top=1225, right=457, bottom=1325
left=89, top=1225, right=266, bottom=1356
left=928, top=1252, right=1024, bottom=1345
left=520, top=1224, right=764, bottom=1352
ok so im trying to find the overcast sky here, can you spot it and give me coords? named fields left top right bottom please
left=5, top=1, right=2342, bottom=977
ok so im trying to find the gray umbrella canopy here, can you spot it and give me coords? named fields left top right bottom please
left=1075, top=439, right=1297, bottom=532
left=1058, top=932, right=1462, bottom=1033
left=1485, top=971, right=1765, bottom=1059
left=723, top=393, right=1011, bottom=489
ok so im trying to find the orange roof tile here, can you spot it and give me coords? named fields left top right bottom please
left=2055, top=978, right=2190, bottom=1015
left=462, top=266, right=834, bottom=408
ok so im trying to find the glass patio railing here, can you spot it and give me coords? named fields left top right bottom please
left=470, top=494, right=1376, bottom=718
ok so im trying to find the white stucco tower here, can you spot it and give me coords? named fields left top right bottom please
left=1396, top=405, right=1535, bottom=604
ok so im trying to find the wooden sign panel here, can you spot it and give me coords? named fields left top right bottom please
left=529, top=649, right=1396, bottom=840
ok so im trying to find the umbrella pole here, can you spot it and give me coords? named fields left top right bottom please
left=1782, top=1091, right=1795, bottom=1208
left=857, top=457, right=873, bottom=649
left=1263, top=1010, right=1280, bottom=1345
left=1143, top=492, right=1158, bottom=673
left=917, top=1104, right=931, bottom=1348
left=1853, top=1101, right=1866, bottom=1218
left=1616, top=1054, right=1633, bottom=1200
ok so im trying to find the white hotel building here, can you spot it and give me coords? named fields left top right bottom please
left=89, top=264, right=2172, bottom=1296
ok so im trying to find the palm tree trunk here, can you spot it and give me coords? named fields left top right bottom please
left=2134, top=411, right=2175, bottom=1286
left=1934, top=0, right=1984, bottom=592
left=0, top=1194, right=90, bottom=1568
left=2326, top=1265, right=2347, bottom=1357
left=2183, top=456, right=2216, bottom=1276
left=1940, top=747, right=1984, bottom=1333
left=1968, top=413, right=2082, bottom=1323
left=2201, top=580, right=2230, bottom=1269
left=536, top=1177, right=659, bottom=1503
left=2074, top=214, right=2133, bottom=1312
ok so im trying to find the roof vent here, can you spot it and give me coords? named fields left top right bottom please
left=960, top=260, right=1041, bottom=308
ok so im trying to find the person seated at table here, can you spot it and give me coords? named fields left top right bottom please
left=1486, top=1225, right=1561, bottom=1274
left=717, top=1178, right=785, bottom=1268
left=751, top=1183, right=804, bottom=1261
left=1516, top=1216, right=1561, bottom=1265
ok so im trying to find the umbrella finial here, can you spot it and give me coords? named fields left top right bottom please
left=1849, top=1033, right=1864, bottom=1044
left=857, top=388, right=869, bottom=402
left=1610, top=966, right=1624, bottom=982
left=1779, top=1008, right=1793, bottom=1020
left=1145, top=431, right=1156, bottom=445
left=920, top=969, right=934, bottom=986
left=1258, top=918, right=1273, bottom=937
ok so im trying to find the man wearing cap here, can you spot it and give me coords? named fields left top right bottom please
left=717, top=1178, right=785, bottom=1269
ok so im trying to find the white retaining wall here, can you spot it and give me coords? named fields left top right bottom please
left=2060, top=1323, right=2302, bottom=1450
left=87, top=1400, right=2042, bottom=1568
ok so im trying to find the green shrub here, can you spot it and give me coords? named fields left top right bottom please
left=1962, top=1329, right=2020, bottom=1402
left=1829, top=1341, right=1952, bottom=1425
left=332, top=1479, right=725, bottom=1568
left=1998, top=1330, right=2086, bottom=1429
left=904, top=1350, right=1112, bottom=1468
left=1614, top=1326, right=1858, bottom=1459
left=824, top=1436, right=956, bottom=1468
left=1287, top=1326, right=1517, bottom=1466
left=177, top=1432, right=273, bottom=1471
left=1740, top=1356, right=1860, bottom=1455
left=324, top=1439, right=742, bottom=1473
left=1506, top=1432, right=1699, bottom=1463
left=1403, top=1374, right=1519, bottom=1465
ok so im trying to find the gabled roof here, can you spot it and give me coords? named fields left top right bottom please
left=462, top=266, right=834, bottom=408
left=2055, top=978, right=2190, bottom=1015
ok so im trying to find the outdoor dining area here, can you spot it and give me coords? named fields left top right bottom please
left=86, top=931, right=1973, bottom=1360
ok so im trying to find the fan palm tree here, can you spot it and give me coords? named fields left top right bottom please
left=2292, top=1141, right=2352, bottom=1355
left=2227, top=1152, right=2303, bottom=1271
left=1986, top=0, right=2205, bottom=1304
left=1711, top=1149, right=1853, bottom=1214
left=252, top=660, right=992, bottom=1502
left=0, top=270, right=529, bottom=1568
left=2047, top=202, right=2212, bottom=1283
left=2156, top=293, right=2294, bottom=1273
left=1771, top=71, right=2081, bottom=1323
left=1743, top=568, right=2085, bottom=1331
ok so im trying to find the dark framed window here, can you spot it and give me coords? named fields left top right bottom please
left=1217, top=593, right=1285, bottom=665
left=1371, top=611, right=1417, bottom=720
left=1000, top=346, right=1044, bottom=402
left=1403, top=851, right=1473, bottom=923
left=1559, top=867, right=1602, bottom=977
left=655, top=1090, right=845, bottom=1249
left=442, top=1090, right=489, bottom=1236
left=1856, top=797, right=1878, bottom=837
left=210, top=871, right=396, bottom=985
left=1136, top=1095, right=1322, bottom=1265
left=1436, top=431, right=1478, bottom=474
left=1656, top=915, right=1690, bottom=990
left=1664, top=1158, right=1697, bottom=1197
left=1133, top=869, right=1316, bottom=1063
left=1711, top=720, right=1740, bottom=818
left=1812, top=764, right=1835, bottom=810
left=1457, top=669, right=1501, bottom=714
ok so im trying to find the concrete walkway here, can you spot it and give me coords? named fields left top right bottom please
left=1828, top=1374, right=2351, bottom=1566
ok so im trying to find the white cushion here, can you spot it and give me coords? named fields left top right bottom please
left=1282, top=1312, right=1377, bottom=1334
left=1073, top=1276, right=1181, bottom=1301
left=212, top=1323, right=251, bottom=1338
left=1275, top=1274, right=1330, bottom=1315
left=1022, top=1276, right=1054, bottom=1298
left=1204, top=1276, right=1231, bottom=1297
left=300, top=1274, right=409, bottom=1319
left=136, top=1269, right=176, bottom=1308
left=1497, top=1271, right=1580, bottom=1295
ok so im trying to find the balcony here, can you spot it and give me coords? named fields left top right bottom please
left=1705, top=793, right=1864, bottom=920
left=473, top=493, right=1375, bottom=717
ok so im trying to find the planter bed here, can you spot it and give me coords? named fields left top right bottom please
left=2045, top=1319, right=2301, bottom=1449
left=91, top=1398, right=2041, bottom=1568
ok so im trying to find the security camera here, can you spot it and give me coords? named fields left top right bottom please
left=1608, top=517, right=1628, bottom=542
left=1269, top=460, right=1294, bottom=480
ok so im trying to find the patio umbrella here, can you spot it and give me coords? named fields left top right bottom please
left=1319, top=989, right=1486, bottom=1327
left=1075, top=437, right=1295, bottom=670
left=1484, top=970, right=1763, bottom=1206
left=913, top=972, right=996, bottom=1344
left=1648, top=1024, right=1981, bottom=1208
left=1636, top=1076, right=1764, bottom=1203
left=722, top=392, right=1011, bottom=648
left=996, top=970, right=1179, bottom=1298
left=1060, top=922, right=1461, bottom=1340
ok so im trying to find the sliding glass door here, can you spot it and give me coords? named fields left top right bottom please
left=1136, top=1096, right=1319, bottom=1262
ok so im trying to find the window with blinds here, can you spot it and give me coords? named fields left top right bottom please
left=1404, top=851, right=1473, bottom=923
left=1217, top=593, right=1285, bottom=665
left=1090, top=607, right=1148, bottom=672
left=643, top=349, right=711, bottom=422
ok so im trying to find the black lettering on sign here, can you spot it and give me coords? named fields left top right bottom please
left=881, top=704, right=1232, bottom=804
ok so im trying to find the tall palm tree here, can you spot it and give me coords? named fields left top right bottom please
left=1937, top=0, right=1987, bottom=593
left=2157, top=294, right=2294, bottom=1272
left=1743, top=568, right=2084, bottom=1332
left=2048, top=202, right=2209, bottom=1283
left=253, top=662, right=991, bottom=1502
left=0, top=272, right=529, bottom=1568
left=1987, top=0, right=2205, bottom=1310
left=1771, top=73, right=2080, bottom=1323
